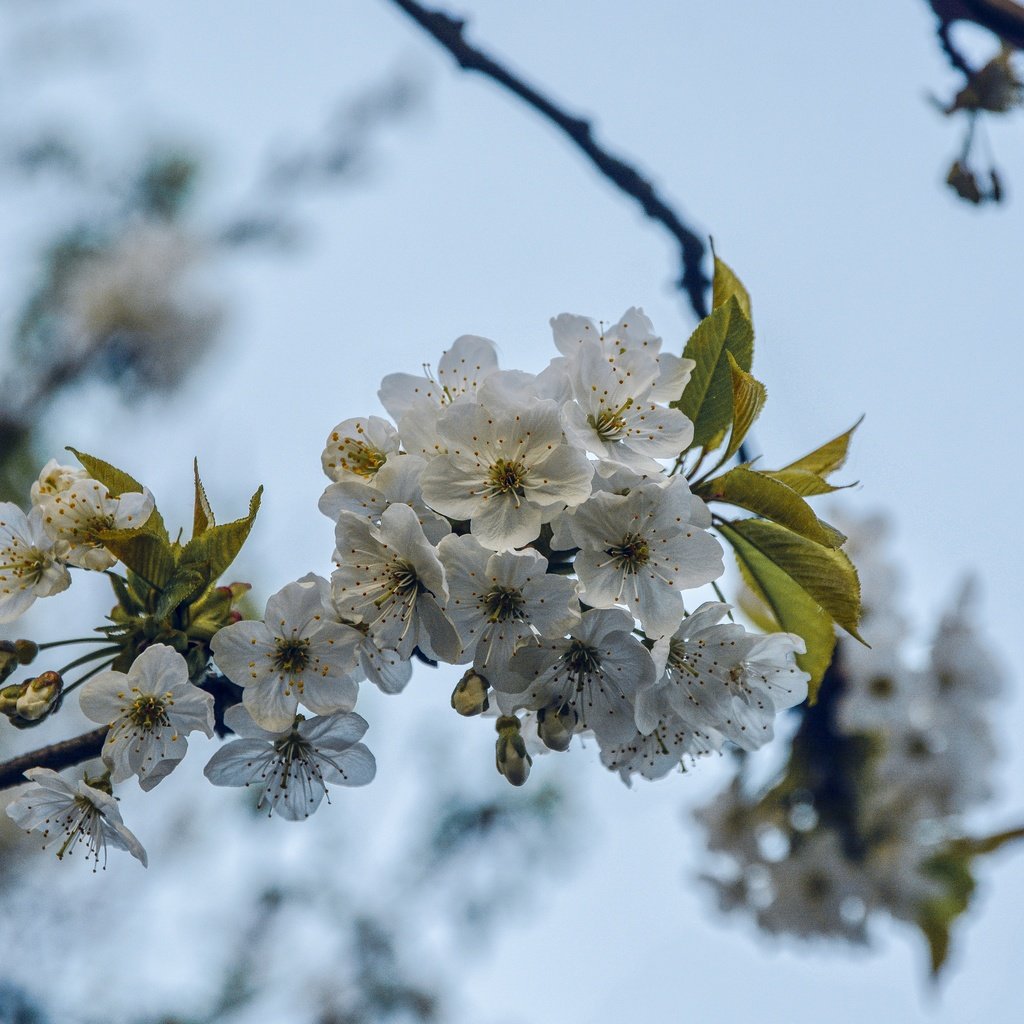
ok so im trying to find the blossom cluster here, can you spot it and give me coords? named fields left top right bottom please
left=303, top=312, right=809, bottom=784
left=694, top=513, right=1007, bottom=959
left=2, top=301, right=822, bottom=867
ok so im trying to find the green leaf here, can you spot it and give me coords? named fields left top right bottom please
left=720, top=520, right=838, bottom=697
left=697, top=467, right=845, bottom=548
left=154, top=568, right=208, bottom=620
left=779, top=416, right=863, bottom=477
left=718, top=518, right=861, bottom=640
left=673, top=297, right=754, bottom=450
left=917, top=825, right=1024, bottom=976
left=953, top=826, right=1024, bottom=856
left=193, top=458, right=215, bottom=538
left=761, top=468, right=849, bottom=497
left=178, top=486, right=262, bottom=586
left=106, top=571, right=144, bottom=616
left=66, top=447, right=145, bottom=497
left=66, top=446, right=168, bottom=541
left=97, top=529, right=176, bottom=590
left=724, top=353, right=767, bottom=462
left=711, top=250, right=752, bottom=320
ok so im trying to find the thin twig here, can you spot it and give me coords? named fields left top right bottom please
left=385, top=0, right=711, bottom=319
left=0, top=727, right=107, bottom=792
left=928, top=0, right=1024, bottom=74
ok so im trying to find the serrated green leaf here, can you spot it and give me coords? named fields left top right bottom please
left=193, top=458, right=215, bottom=538
left=761, top=468, right=849, bottom=496
left=723, top=352, right=766, bottom=462
left=718, top=518, right=862, bottom=640
left=106, top=571, right=144, bottom=616
left=67, top=446, right=168, bottom=541
left=178, top=485, right=262, bottom=586
left=711, top=250, right=752, bottom=320
left=720, top=520, right=838, bottom=698
left=98, top=529, right=176, bottom=590
left=66, top=447, right=145, bottom=496
left=780, top=416, right=863, bottom=477
left=673, top=297, right=754, bottom=450
left=698, top=467, right=845, bottom=548
left=154, top=568, right=208, bottom=620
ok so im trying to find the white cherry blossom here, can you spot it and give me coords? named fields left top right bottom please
left=601, top=682, right=723, bottom=784
left=0, top=503, right=71, bottom=623
left=212, top=574, right=362, bottom=731
left=550, top=306, right=694, bottom=403
left=495, top=608, right=654, bottom=747
left=36, top=477, right=154, bottom=571
left=331, top=502, right=460, bottom=662
left=321, top=415, right=401, bottom=483
left=437, top=533, right=580, bottom=676
left=560, top=341, right=693, bottom=475
left=6, top=768, right=147, bottom=868
left=643, top=602, right=808, bottom=750
left=378, top=333, right=499, bottom=421
left=420, top=399, right=593, bottom=551
left=29, top=459, right=88, bottom=505
left=204, top=704, right=375, bottom=819
left=319, top=454, right=450, bottom=545
left=569, top=478, right=724, bottom=637
left=79, top=643, right=215, bottom=791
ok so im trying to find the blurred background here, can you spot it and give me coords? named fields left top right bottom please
left=0, top=1, right=1021, bottom=1021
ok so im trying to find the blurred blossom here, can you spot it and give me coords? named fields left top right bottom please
left=694, top=509, right=1014, bottom=970
left=58, top=220, right=222, bottom=390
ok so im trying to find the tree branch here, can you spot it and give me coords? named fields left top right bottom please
left=0, top=727, right=107, bottom=792
left=385, top=0, right=711, bottom=320
left=928, top=0, right=1024, bottom=73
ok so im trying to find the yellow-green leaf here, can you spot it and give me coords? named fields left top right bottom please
left=179, top=485, right=262, bottom=585
left=67, top=447, right=145, bottom=497
left=98, top=529, right=176, bottom=590
left=673, top=297, right=754, bottom=450
left=917, top=826, right=1024, bottom=976
left=67, top=446, right=167, bottom=541
left=698, top=467, right=846, bottom=548
left=719, top=520, right=838, bottom=698
left=718, top=518, right=862, bottom=640
left=724, top=352, right=766, bottom=462
left=193, top=458, right=215, bottom=539
left=761, top=468, right=849, bottom=496
left=154, top=568, right=208, bottom=620
left=711, top=250, right=752, bottom=320
left=779, top=416, right=863, bottom=477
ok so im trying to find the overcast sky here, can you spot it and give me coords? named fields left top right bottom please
left=2, top=2, right=1022, bottom=1022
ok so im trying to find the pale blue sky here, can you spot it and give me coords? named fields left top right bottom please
left=2, top=2, right=1021, bottom=1022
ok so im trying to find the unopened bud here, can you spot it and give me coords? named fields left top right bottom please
left=495, top=715, right=531, bottom=787
left=14, top=640, right=38, bottom=665
left=15, top=671, right=63, bottom=722
left=536, top=702, right=577, bottom=752
left=0, top=683, right=22, bottom=717
left=451, top=669, right=490, bottom=716
left=0, top=642, right=18, bottom=684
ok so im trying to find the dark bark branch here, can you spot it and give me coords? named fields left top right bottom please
left=928, top=0, right=1024, bottom=74
left=385, top=0, right=711, bottom=320
left=0, top=727, right=107, bottom=792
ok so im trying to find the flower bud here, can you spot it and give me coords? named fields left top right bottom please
left=0, top=683, right=22, bottom=717
left=536, top=701, right=577, bottom=752
left=14, top=640, right=38, bottom=665
left=0, top=642, right=18, bottom=684
left=15, top=671, right=63, bottom=722
left=495, top=715, right=531, bottom=787
left=451, top=669, right=490, bottom=716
